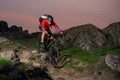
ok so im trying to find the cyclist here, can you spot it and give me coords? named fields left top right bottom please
left=39, top=14, right=63, bottom=48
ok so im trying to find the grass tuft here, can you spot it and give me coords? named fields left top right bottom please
left=61, top=44, right=120, bottom=71
left=0, top=57, right=11, bottom=63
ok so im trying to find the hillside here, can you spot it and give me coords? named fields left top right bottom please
left=0, top=21, right=120, bottom=80
left=64, top=22, right=120, bottom=50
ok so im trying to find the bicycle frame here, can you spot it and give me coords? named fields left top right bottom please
left=45, top=38, right=55, bottom=49
left=37, top=33, right=64, bottom=67
left=45, top=34, right=62, bottom=67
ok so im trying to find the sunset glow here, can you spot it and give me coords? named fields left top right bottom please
left=0, top=0, right=120, bottom=33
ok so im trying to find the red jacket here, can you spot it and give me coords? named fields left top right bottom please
left=40, top=19, right=61, bottom=32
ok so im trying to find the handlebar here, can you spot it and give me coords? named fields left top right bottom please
left=52, top=33, right=65, bottom=38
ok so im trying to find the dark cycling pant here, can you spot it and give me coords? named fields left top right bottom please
left=39, top=26, right=52, bottom=37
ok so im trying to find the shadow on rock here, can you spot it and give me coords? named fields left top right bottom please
left=0, top=63, right=27, bottom=80
left=25, top=66, right=53, bottom=80
left=0, top=63, right=53, bottom=80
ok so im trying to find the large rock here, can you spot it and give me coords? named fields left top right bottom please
left=0, top=21, right=31, bottom=39
left=105, top=54, right=120, bottom=71
left=25, top=66, right=52, bottom=80
left=0, top=30, right=30, bottom=39
left=9, top=25, right=23, bottom=32
left=0, top=63, right=52, bottom=80
left=8, top=30, right=30, bottom=39
left=102, top=22, right=120, bottom=47
left=0, top=37, right=9, bottom=43
left=64, top=24, right=107, bottom=51
left=0, top=21, right=9, bottom=32
left=0, top=63, right=27, bottom=80
left=31, top=32, right=41, bottom=38
left=0, top=50, right=14, bottom=59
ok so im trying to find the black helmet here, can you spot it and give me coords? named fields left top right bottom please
left=47, top=15, right=54, bottom=23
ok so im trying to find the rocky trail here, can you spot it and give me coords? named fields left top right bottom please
left=0, top=38, right=119, bottom=80
left=16, top=49, right=119, bottom=80
left=0, top=21, right=120, bottom=80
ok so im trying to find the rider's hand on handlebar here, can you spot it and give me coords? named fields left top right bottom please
left=54, top=31, right=65, bottom=37
left=59, top=32, right=65, bottom=37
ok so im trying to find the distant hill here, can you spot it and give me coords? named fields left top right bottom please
left=0, top=20, right=120, bottom=51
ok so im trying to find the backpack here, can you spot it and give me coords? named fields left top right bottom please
left=39, top=14, right=49, bottom=23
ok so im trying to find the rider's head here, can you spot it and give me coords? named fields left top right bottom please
left=47, top=15, right=54, bottom=24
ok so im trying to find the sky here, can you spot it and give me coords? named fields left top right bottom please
left=0, top=0, right=120, bottom=33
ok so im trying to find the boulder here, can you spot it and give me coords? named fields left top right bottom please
left=0, top=21, right=31, bottom=39
left=0, top=21, right=9, bottom=32
left=0, top=63, right=27, bottom=80
left=0, top=50, right=14, bottom=59
left=0, top=37, right=9, bottom=43
left=0, top=63, right=52, bottom=80
left=31, top=32, right=41, bottom=38
left=105, top=54, right=120, bottom=71
left=64, top=24, right=107, bottom=51
left=11, top=49, right=21, bottom=67
left=9, top=25, right=23, bottom=32
left=102, top=22, right=120, bottom=47
left=8, top=31, right=30, bottom=39
left=25, top=66, right=52, bottom=80
left=8, top=69, right=27, bottom=80
left=0, top=63, right=14, bottom=74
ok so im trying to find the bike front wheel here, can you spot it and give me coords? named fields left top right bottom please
left=48, top=45, right=60, bottom=67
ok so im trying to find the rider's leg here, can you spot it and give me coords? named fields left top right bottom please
left=47, top=29, right=53, bottom=38
left=45, top=29, right=53, bottom=50
left=41, top=31, right=45, bottom=44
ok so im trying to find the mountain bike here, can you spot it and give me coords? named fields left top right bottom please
left=37, top=33, right=64, bottom=67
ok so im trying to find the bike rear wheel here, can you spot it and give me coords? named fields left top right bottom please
left=37, top=34, right=48, bottom=53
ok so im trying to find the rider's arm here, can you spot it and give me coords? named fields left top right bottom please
left=52, top=22, right=63, bottom=34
